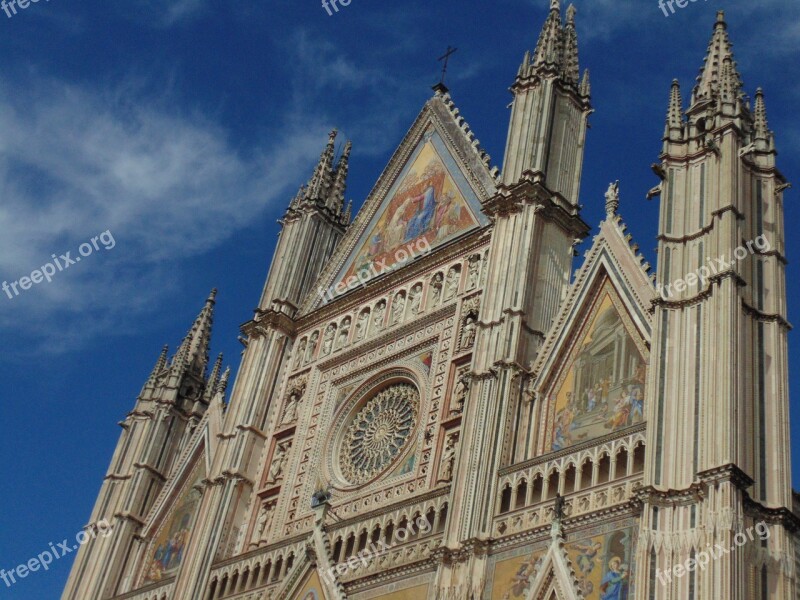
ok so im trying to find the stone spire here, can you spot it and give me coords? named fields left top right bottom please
left=140, top=345, right=169, bottom=396
left=532, top=0, right=563, bottom=69
left=754, top=88, right=769, bottom=140
left=579, top=68, right=590, bottom=97
left=203, top=353, right=224, bottom=402
left=665, top=79, right=684, bottom=140
left=691, top=10, right=743, bottom=105
left=214, top=367, right=231, bottom=404
left=502, top=0, right=591, bottom=199
left=561, top=4, right=580, bottom=85
left=305, top=129, right=337, bottom=202
left=172, top=289, right=216, bottom=377
left=327, top=140, right=351, bottom=214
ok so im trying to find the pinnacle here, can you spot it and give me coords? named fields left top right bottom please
left=527, top=0, right=581, bottom=90
left=692, top=11, right=742, bottom=105
left=172, top=290, right=216, bottom=378
left=754, top=88, right=769, bottom=139
left=289, top=130, right=351, bottom=221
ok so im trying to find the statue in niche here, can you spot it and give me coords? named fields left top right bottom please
left=430, top=273, right=444, bottom=307
left=409, top=284, right=423, bottom=316
left=250, top=504, right=273, bottom=546
left=391, top=293, right=405, bottom=325
left=439, top=433, right=459, bottom=482
left=480, top=253, right=489, bottom=285
left=293, top=338, right=306, bottom=370
left=336, top=318, right=350, bottom=350
left=452, top=370, right=469, bottom=414
left=321, top=324, right=336, bottom=356
left=355, top=310, right=369, bottom=341
left=461, top=315, right=477, bottom=349
left=444, top=267, right=460, bottom=300
left=373, top=300, right=386, bottom=331
left=267, top=443, right=290, bottom=484
left=467, top=255, right=480, bottom=290
left=280, top=389, right=301, bottom=425
left=304, top=332, right=319, bottom=364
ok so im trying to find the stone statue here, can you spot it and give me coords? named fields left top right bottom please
left=321, top=324, right=336, bottom=356
left=467, top=255, right=480, bottom=290
left=293, top=338, right=306, bottom=370
left=440, top=434, right=458, bottom=482
left=391, top=293, right=405, bottom=325
left=336, top=318, right=350, bottom=350
left=305, top=332, right=318, bottom=364
left=554, top=492, right=566, bottom=521
left=461, top=316, right=477, bottom=349
left=444, top=268, right=460, bottom=300
left=355, top=310, right=369, bottom=341
left=430, top=273, right=444, bottom=307
left=605, top=180, right=620, bottom=216
left=373, top=301, right=386, bottom=331
left=409, top=284, right=423, bottom=316
left=280, top=390, right=301, bottom=425
left=453, top=371, right=469, bottom=414
left=267, top=443, right=289, bottom=484
left=251, top=504, right=273, bottom=545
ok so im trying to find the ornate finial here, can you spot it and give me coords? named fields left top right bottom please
left=605, top=180, right=620, bottom=216
left=566, top=3, right=576, bottom=24
left=580, top=69, right=591, bottom=97
left=715, top=10, right=726, bottom=27
left=207, top=288, right=218, bottom=303
left=216, top=367, right=231, bottom=399
left=550, top=0, right=560, bottom=12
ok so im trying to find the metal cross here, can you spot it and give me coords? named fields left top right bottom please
left=438, top=46, right=458, bottom=86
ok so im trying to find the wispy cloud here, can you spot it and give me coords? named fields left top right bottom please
left=0, top=74, right=332, bottom=352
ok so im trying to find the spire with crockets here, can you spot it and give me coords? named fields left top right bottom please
left=663, top=10, right=773, bottom=153
left=501, top=0, right=592, bottom=202
left=171, top=288, right=216, bottom=379
left=525, top=0, right=585, bottom=90
left=288, top=129, right=352, bottom=225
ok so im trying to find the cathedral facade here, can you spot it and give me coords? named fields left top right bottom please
left=63, top=3, right=799, bottom=599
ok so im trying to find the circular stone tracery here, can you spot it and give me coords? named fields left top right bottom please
left=339, top=383, right=419, bottom=485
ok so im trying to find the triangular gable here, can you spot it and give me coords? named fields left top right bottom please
left=276, top=522, right=346, bottom=600
left=135, top=398, right=226, bottom=586
left=524, top=523, right=584, bottom=600
left=138, top=449, right=206, bottom=585
left=301, top=91, right=497, bottom=312
left=531, top=213, right=656, bottom=455
left=288, top=569, right=329, bottom=600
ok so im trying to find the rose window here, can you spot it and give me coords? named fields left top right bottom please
left=339, top=383, right=419, bottom=485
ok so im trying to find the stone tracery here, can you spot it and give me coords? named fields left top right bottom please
left=339, top=383, right=420, bottom=485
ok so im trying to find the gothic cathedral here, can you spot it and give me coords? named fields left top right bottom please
left=63, top=3, right=799, bottom=599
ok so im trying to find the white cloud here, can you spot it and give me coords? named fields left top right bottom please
left=0, top=75, right=333, bottom=352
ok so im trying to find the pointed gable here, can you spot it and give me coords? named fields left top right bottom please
left=531, top=211, right=656, bottom=455
left=301, top=90, right=497, bottom=312
left=524, top=523, right=585, bottom=600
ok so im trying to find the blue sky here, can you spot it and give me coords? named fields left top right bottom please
left=0, top=0, right=798, bottom=598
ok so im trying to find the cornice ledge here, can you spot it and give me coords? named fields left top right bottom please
left=743, top=496, right=800, bottom=533
left=243, top=309, right=298, bottom=338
